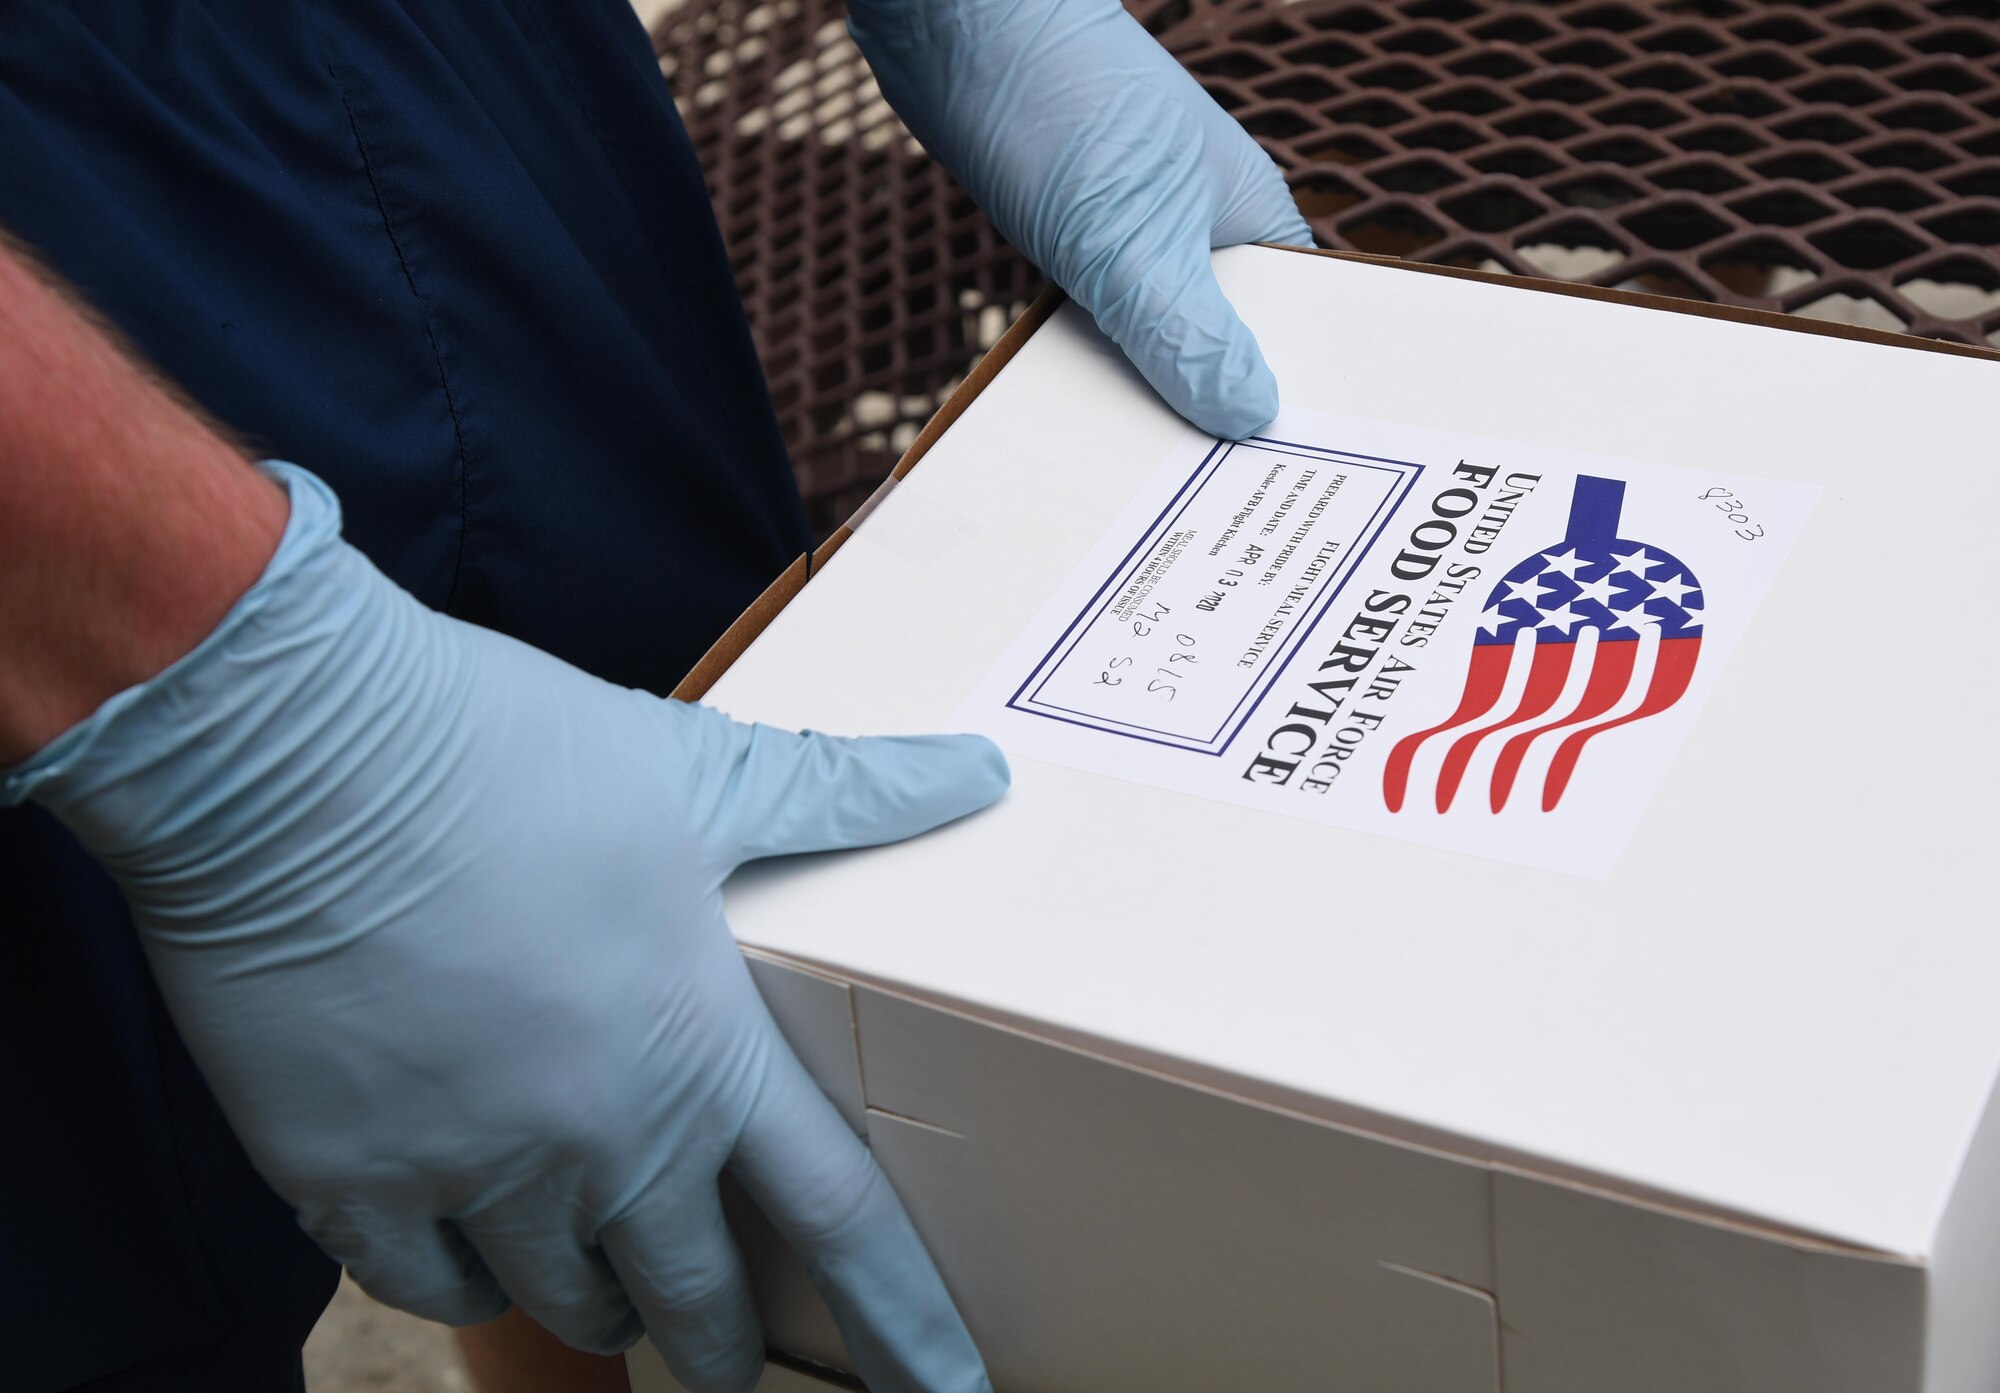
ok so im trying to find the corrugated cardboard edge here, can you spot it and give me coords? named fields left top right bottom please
left=671, top=284, right=1067, bottom=701
left=673, top=247, right=1999, bottom=704
left=1311, top=246, right=2000, bottom=362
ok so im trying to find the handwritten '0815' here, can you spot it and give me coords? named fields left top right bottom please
left=1093, top=603, right=1199, bottom=701
left=1698, top=488, right=1764, bottom=541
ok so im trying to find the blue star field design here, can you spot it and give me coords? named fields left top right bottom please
left=1473, top=489, right=1704, bottom=646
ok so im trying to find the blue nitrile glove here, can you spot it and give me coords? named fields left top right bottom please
left=849, top=0, right=1313, bottom=439
left=2, top=464, right=1005, bottom=1393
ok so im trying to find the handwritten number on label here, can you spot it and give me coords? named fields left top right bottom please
left=1097, top=615, right=1199, bottom=701
left=1698, top=488, right=1765, bottom=541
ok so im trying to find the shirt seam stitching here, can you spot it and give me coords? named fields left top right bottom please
left=326, top=58, right=474, bottom=614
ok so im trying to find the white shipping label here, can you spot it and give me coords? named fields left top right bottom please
left=950, top=411, right=1818, bottom=878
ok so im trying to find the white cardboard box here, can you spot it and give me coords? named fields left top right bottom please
left=630, top=245, right=2000, bottom=1392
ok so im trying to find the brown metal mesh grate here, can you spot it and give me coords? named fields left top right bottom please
left=656, top=0, right=2000, bottom=535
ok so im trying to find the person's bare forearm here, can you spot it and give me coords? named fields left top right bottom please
left=0, top=236, right=286, bottom=763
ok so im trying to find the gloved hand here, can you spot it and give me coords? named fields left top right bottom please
left=849, top=0, right=1312, bottom=439
left=2, top=464, right=1006, bottom=1393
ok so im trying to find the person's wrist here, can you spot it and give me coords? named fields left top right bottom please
left=1, top=462, right=343, bottom=828
left=0, top=245, right=290, bottom=763
left=0, top=448, right=287, bottom=765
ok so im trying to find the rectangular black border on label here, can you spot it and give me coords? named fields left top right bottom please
left=1006, top=437, right=1427, bottom=755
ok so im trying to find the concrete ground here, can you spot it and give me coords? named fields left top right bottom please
left=304, top=1277, right=469, bottom=1393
